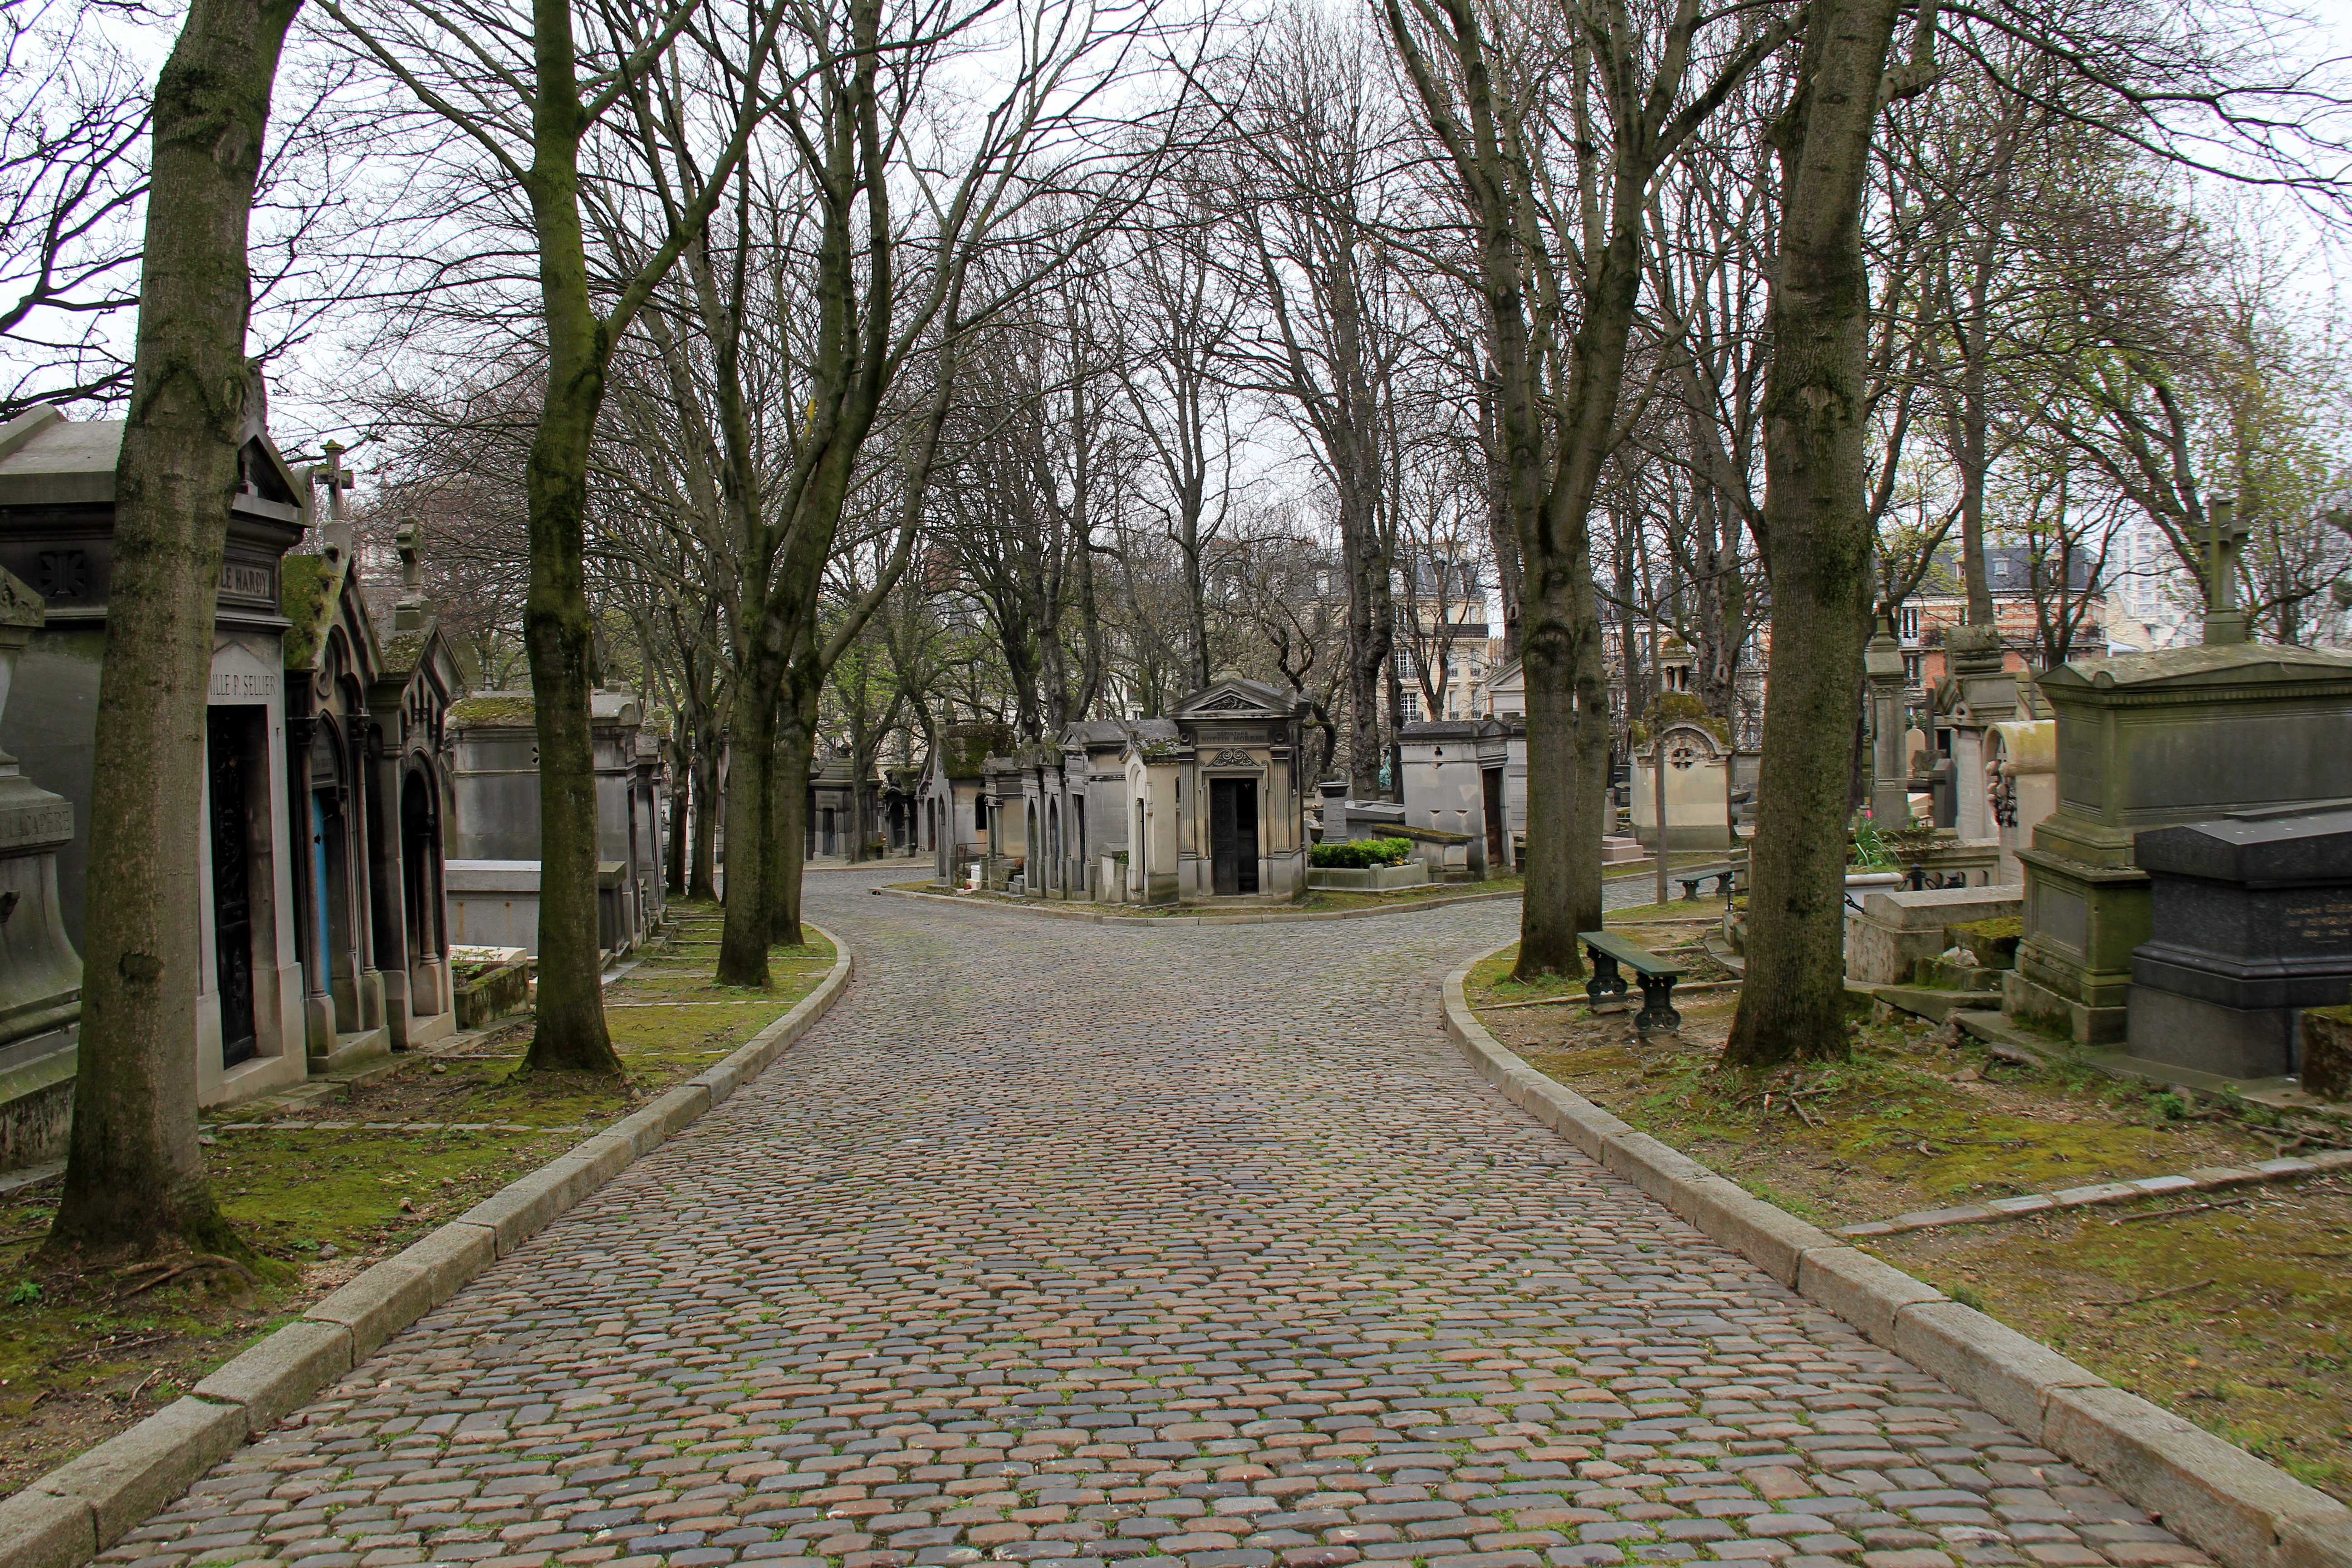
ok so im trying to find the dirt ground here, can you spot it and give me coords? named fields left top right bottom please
left=0, top=905, right=830, bottom=1496
left=1468, top=914, right=2352, bottom=1505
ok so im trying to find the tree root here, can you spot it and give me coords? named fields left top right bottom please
left=113, top=1254, right=259, bottom=1302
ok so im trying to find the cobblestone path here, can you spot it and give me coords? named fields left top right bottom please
left=103, top=872, right=2210, bottom=1568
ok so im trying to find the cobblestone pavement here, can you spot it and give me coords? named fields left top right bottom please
left=103, top=872, right=2210, bottom=1568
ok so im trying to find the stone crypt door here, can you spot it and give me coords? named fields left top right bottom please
left=1209, top=777, right=1259, bottom=896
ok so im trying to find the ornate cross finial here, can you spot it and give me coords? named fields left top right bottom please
left=2200, top=497, right=2252, bottom=645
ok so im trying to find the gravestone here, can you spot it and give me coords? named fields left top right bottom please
left=1631, top=719, right=1734, bottom=850
left=1398, top=718, right=1511, bottom=877
left=0, top=566, right=80, bottom=1167
left=2009, top=641, right=2352, bottom=1042
left=1984, top=719, right=2056, bottom=885
left=2125, top=803, right=2352, bottom=1083
left=445, top=689, right=661, bottom=955
left=1938, top=622, right=2022, bottom=841
left=1864, top=617, right=1909, bottom=825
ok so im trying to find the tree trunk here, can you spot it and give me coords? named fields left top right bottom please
left=1722, top=0, right=1902, bottom=1068
left=511, top=0, right=624, bottom=1075
left=689, top=739, right=720, bottom=900
left=716, top=671, right=776, bottom=986
left=47, top=0, right=300, bottom=1261
left=767, top=700, right=813, bottom=949
left=664, top=770, right=688, bottom=897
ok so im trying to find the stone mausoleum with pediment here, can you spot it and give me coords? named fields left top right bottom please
left=927, top=671, right=1311, bottom=907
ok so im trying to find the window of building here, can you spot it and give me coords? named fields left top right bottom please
left=1904, top=654, right=1922, bottom=684
left=1899, top=604, right=1920, bottom=640
left=1400, top=691, right=1421, bottom=723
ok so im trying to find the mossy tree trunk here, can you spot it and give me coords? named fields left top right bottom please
left=323, top=0, right=783, bottom=1069
left=1722, top=0, right=1905, bottom=1068
left=46, top=0, right=302, bottom=1261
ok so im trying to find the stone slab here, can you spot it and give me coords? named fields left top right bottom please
left=29, top=1397, right=246, bottom=1545
left=0, top=1489, right=95, bottom=1568
left=192, top=1318, right=353, bottom=1434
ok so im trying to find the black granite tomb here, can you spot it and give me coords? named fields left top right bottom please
left=2126, top=801, right=2352, bottom=1081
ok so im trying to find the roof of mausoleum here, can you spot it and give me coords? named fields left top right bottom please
left=0, top=404, right=304, bottom=515
left=1170, top=670, right=1308, bottom=718
left=2043, top=643, right=2352, bottom=691
left=1398, top=718, right=1509, bottom=740
left=933, top=720, right=1018, bottom=778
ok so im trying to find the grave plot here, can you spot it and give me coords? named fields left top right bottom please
left=0, top=900, right=831, bottom=1498
left=1465, top=942, right=2352, bottom=1504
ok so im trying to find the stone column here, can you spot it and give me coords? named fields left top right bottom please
left=1941, top=622, right=2017, bottom=843
left=1864, top=617, right=1910, bottom=828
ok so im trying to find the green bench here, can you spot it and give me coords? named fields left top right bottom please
left=1579, top=930, right=1686, bottom=1036
left=1675, top=860, right=1744, bottom=902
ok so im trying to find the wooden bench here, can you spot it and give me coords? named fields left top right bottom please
left=1578, top=930, right=1686, bottom=1036
left=1675, top=860, right=1744, bottom=902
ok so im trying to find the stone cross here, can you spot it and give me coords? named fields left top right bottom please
left=396, top=518, right=425, bottom=592
left=2200, top=496, right=2251, bottom=646
left=316, top=439, right=354, bottom=520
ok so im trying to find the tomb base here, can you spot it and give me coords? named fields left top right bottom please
left=2002, top=967, right=2127, bottom=1046
left=0, top=1030, right=75, bottom=1169
left=2125, top=986, right=2301, bottom=1081
left=2013, top=846, right=2149, bottom=1028
left=310, top=1025, right=392, bottom=1076
left=404, top=1009, right=456, bottom=1048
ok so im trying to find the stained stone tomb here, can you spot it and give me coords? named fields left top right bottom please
left=2126, top=803, right=2352, bottom=1083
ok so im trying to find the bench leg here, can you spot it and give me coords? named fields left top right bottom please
left=1676, top=880, right=1698, bottom=902
left=1633, top=975, right=1681, bottom=1037
left=1583, top=947, right=1625, bottom=1004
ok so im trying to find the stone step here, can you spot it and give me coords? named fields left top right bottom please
left=1872, top=985, right=2002, bottom=1024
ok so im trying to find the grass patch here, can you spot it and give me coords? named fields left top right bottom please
left=0, top=903, right=829, bottom=1494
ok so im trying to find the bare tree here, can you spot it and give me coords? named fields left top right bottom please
left=46, top=0, right=305, bottom=1262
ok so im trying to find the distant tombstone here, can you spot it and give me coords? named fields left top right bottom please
left=1631, top=720, right=1732, bottom=851
left=1398, top=718, right=1512, bottom=877
left=2127, top=803, right=2352, bottom=1082
left=1984, top=720, right=2056, bottom=885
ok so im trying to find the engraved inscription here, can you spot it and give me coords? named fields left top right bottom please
left=2281, top=896, right=2352, bottom=944
left=220, top=561, right=275, bottom=600
left=210, top=669, right=278, bottom=701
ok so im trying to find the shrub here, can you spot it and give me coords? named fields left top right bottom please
left=1310, top=836, right=1414, bottom=869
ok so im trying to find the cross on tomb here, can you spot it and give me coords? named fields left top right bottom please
left=314, top=439, right=355, bottom=519
left=2200, top=496, right=2251, bottom=646
left=396, top=518, right=425, bottom=592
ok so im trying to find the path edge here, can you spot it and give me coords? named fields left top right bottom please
left=872, top=882, right=1521, bottom=925
left=0, top=924, right=856, bottom=1568
left=1439, top=940, right=2352, bottom=1568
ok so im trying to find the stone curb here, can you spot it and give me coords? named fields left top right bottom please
left=1438, top=941, right=2352, bottom=1568
left=0, top=925, right=855, bottom=1568
left=872, top=883, right=1523, bottom=925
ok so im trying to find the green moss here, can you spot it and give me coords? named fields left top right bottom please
left=380, top=628, right=430, bottom=673
left=449, top=693, right=537, bottom=727
left=277, top=553, right=339, bottom=670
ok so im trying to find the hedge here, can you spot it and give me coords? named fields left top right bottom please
left=1310, top=836, right=1414, bottom=869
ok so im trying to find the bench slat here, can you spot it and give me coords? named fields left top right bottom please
left=1577, top=930, right=1686, bottom=977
